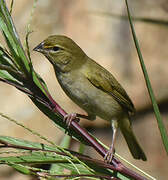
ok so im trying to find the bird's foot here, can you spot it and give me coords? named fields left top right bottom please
left=63, top=113, right=80, bottom=128
left=104, top=145, right=115, bottom=164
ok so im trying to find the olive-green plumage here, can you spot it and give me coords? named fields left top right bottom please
left=34, top=35, right=147, bottom=161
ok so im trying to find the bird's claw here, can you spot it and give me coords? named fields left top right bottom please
left=64, top=113, right=77, bottom=128
left=104, top=146, right=115, bottom=164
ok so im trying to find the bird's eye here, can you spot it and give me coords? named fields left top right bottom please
left=52, top=46, right=60, bottom=51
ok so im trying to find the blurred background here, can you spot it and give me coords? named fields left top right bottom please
left=0, top=0, right=168, bottom=179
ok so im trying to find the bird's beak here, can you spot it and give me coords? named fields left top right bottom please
left=33, top=42, right=44, bottom=52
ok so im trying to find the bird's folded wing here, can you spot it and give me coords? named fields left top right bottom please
left=86, top=70, right=135, bottom=114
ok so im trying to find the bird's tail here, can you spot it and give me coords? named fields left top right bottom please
left=119, top=115, right=147, bottom=161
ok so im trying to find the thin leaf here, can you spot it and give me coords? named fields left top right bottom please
left=8, top=163, right=31, bottom=175
left=0, top=136, right=59, bottom=152
left=0, top=45, right=18, bottom=70
left=0, top=70, right=16, bottom=81
left=125, top=0, right=168, bottom=153
left=9, top=0, right=14, bottom=14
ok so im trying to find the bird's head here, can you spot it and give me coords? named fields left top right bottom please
left=33, top=35, right=86, bottom=72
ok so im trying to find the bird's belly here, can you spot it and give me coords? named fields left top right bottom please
left=86, top=87, right=123, bottom=121
left=57, top=73, right=123, bottom=121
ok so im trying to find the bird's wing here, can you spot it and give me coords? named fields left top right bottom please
left=86, top=68, right=135, bottom=113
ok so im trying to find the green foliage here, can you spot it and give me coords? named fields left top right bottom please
left=0, top=136, right=114, bottom=179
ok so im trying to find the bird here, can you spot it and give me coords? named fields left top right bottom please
left=33, top=35, right=147, bottom=162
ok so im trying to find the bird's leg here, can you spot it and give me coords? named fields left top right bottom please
left=104, top=119, right=118, bottom=163
left=64, top=113, right=96, bottom=128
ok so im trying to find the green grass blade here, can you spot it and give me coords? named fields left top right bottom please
left=0, top=45, right=17, bottom=69
left=0, top=136, right=59, bottom=152
left=0, top=0, right=30, bottom=74
left=0, top=70, right=21, bottom=83
left=125, top=0, right=168, bottom=153
left=7, top=163, right=31, bottom=175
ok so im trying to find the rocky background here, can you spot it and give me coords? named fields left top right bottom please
left=0, top=0, right=168, bottom=179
